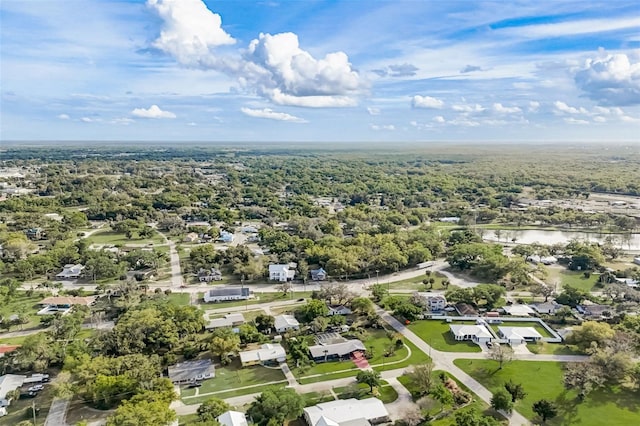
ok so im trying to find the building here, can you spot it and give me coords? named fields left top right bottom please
left=449, top=324, right=493, bottom=343
left=218, top=231, right=234, bottom=243
left=310, top=267, right=327, bottom=281
left=25, top=227, right=44, bottom=240
left=217, top=411, right=248, bottom=426
left=526, top=255, right=558, bottom=265
left=0, top=374, right=27, bottom=408
left=501, top=304, right=535, bottom=317
left=303, top=398, right=389, bottom=426
left=614, top=277, right=639, bottom=288
left=206, top=313, right=245, bottom=330
left=269, top=264, right=296, bottom=282
left=239, top=343, right=286, bottom=367
left=308, top=339, right=366, bottom=362
left=454, top=303, right=478, bottom=316
left=498, top=327, right=543, bottom=344
left=183, top=232, right=199, bottom=243
left=37, top=296, right=97, bottom=315
left=274, top=314, right=299, bottom=333
left=576, top=304, right=612, bottom=318
left=55, top=264, right=84, bottom=279
left=203, top=287, right=251, bottom=303
left=0, top=345, right=20, bottom=358
left=414, top=293, right=447, bottom=311
left=327, top=305, right=352, bottom=316
left=167, top=359, right=215, bottom=384
left=634, top=257, right=640, bottom=266
left=198, top=268, right=223, bottom=282
left=530, top=301, right=561, bottom=314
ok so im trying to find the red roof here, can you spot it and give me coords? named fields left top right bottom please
left=0, top=345, right=21, bottom=354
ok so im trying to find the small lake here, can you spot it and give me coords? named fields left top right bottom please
left=484, top=229, right=640, bottom=251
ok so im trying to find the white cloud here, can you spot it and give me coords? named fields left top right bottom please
left=147, top=0, right=235, bottom=65
left=412, top=95, right=444, bottom=109
left=80, top=117, right=98, bottom=123
left=574, top=50, right=640, bottom=106
left=370, top=124, right=395, bottom=131
left=57, top=114, right=70, bottom=120
left=493, top=103, right=522, bottom=114
left=433, top=116, right=446, bottom=123
left=621, top=115, right=640, bottom=123
left=240, top=107, right=307, bottom=123
left=553, top=101, right=588, bottom=115
left=131, top=105, right=176, bottom=119
left=564, top=117, right=589, bottom=125
left=593, top=116, right=607, bottom=123
left=111, top=118, right=135, bottom=125
left=502, top=16, right=640, bottom=39
left=367, top=107, right=381, bottom=115
left=452, top=103, right=484, bottom=113
left=528, top=101, right=540, bottom=112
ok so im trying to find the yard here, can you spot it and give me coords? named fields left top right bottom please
left=454, top=359, right=640, bottom=425
left=548, top=268, right=599, bottom=292
left=408, top=320, right=482, bottom=353
left=86, top=228, right=166, bottom=246
left=387, top=271, right=449, bottom=290
left=332, top=381, right=398, bottom=404
left=0, top=292, right=50, bottom=332
left=179, top=359, right=286, bottom=403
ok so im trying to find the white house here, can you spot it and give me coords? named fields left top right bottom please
left=303, top=398, right=389, bottom=426
left=269, top=264, right=296, bottom=282
left=498, top=327, right=543, bottom=344
left=217, top=411, right=248, bottom=426
left=274, top=314, right=299, bottom=333
left=183, top=232, right=199, bottom=243
left=449, top=324, right=493, bottom=343
left=327, top=305, right=352, bottom=316
left=239, top=343, right=286, bottom=367
left=55, top=264, right=84, bottom=279
left=530, top=301, right=561, bottom=315
left=414, top=293, right=447, bottom=311
left=206, top=313, right=245, bottom=330
left=167, top=359, right=215, bottom=384
left=203, top=287, right=251, bottom=303
left=502, top=304, right=535, bottom=317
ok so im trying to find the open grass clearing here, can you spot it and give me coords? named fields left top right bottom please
left=387, top=272, right=449, bottom=290
left=86, top=228, right=166, bottom=246
left=408, top=320, right=482, bottom=353
left=180, top=359, right=285, bottom=400
left=548, top=269, right=599, bottom=292
left=454, top=359, right=640, bottom=425
left=527, top=342, right=582, bottom=355
left=0, top=292, right=50, bottom=331
left=333, top=381, right=398, bottom=404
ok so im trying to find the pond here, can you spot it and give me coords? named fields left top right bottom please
left=484, top=229, right=640, bottom=250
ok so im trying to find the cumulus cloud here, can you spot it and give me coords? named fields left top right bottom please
left=574, top=50, right=640, bottom=106
left=370, top=124, right=395, bottom=131
left=131, top=105, right=176, bottom=119
left=80, top=117, right=99, bottom=123
left=240, top=107, right=307, bottom=122
left=412, top=95, right=444, bottom=109
left=493, top=103, right=522, bottom=114
left=367, top=107, right=380, bottom=115
left=373, top=63, right=419, bottom=77
left=452, top=103, right=484, bottom=113
left=460, top=64, right=482, bottom=73
left=528, top=101, right=540, bottom=112
left=57, top=114, right=70, bottom=120
left=553, top=101, right=588, bottom=115
left=147, top=0, right=235, bottom=65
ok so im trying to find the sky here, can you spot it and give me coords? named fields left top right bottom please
left=1, top=0, right=639, bottom=143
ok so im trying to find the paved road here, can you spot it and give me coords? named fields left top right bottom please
left=167, top=240, right=183, bottom=288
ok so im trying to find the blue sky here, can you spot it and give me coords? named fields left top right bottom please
left=1, top=0, right=639, bottom=142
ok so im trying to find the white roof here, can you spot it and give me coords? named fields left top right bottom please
left=502, top=305, right=535, bottom=316
left=217, top=411, right=248, bottom=426
left=449, top=324, right=493, bottom=339
left=304, top=398, right=388, bottom=425
left=269, top=264, right=289, bottom=273
left=274, top=314, right=299, bottom=330
left=498, top=326, right=543, bottom=340
left=239, top=343, right=286, bottom=364
left=0, top=374, right=27, bottom=399
left=206, top=313, right=245, bottom=329
left=309, top=340, right=366, bottom=359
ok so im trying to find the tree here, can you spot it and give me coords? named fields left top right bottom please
left=490, top=389, right=513, bottom=413
left=209, top=334, right=240, bottom=365
left=297, top=299, right=329, bottom=322
left=247, top=387, right=304, bottom=425
left=532, top=283, right=554, bottom=302
left=254, top=314, right=275, bottom=333
left=394, top=301, right=422, bottom=321
left=555, top=285, right=589, bottom=308
left=454, top=408, right=500, bottom=426
left=275, top=281, right=293, bottom=295
left=370, top=283, right=388, bottom=302
left=297, top=259, right=310, bottom=283
left=563, top=361, right=605, bottom=400
left=197, top=397, right=231, bottom=423
left=565, top=321, right=615, bottom=350
left=356, top=370, right=381, bottom=393
left=408, top=362, right=434, bottom=396
left=351, top=297, right=375, bottom=315
left=105, top=399, right=176, bottom=426
left=532, top=399, right=558, bottom=423
left=504, top=380, right=526, bottom=403
left=487, top=344, right=513, bottom=369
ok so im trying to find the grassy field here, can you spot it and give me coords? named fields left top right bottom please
left=180, top=359, right=286, bottom=401
left=454, top=359, right=640, bottom=425
left=333, top=381, right=398, bottom=404
left=0, top=292, right=49, bottom=331
left=387, top=271, right=449, bottom=290
left=408, top=320, right=482, bottom=353
left=548, top=269, right=599, bottom=292
left=527, top=342, right=582, bottom=355
left=87, top=229, right=166, bottom=246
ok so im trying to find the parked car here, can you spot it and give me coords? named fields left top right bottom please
left=20, top=392, right=37, bottom=399
left=187, top=382, right=202, bottom=388
left=297, top=298, right=305, bottom=302
left=28, top=385, right=44, bottom=392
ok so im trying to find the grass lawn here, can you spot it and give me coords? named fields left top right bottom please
left=298, top=369, right=359, bottom=385
left=454, top=359, right=640, bottom=425
left=549, top=269, right=599, bottom=292
left=178, top=414, right=200, bottom=425
left=87, top=229, right=166, bottom=246
left=333, top=381, right=398, bottom=404
left=203, top=291, right=313, bottom=309
left=527, top=342, right=582, bottom=355
left=0, top=292, right=49, bottom=331
left=408, top=320, right=482, bottom=353
left=165, top=292, right=191, bottom=306
left=488, top=321, right=553, bottom=338
left=0, top=383, right=56, bottom=425
left=373, top=338, right=431, bottom=373
left=180, top=359, right=286, bottom=400
left=388, top=272, right=449, bottom=290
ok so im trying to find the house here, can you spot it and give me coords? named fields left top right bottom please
left=218, top=231, right=234, bottom=243
left=183, top=232, right=199, bottom=243
left=634, top=257, right=640, bottom=266
left=526, top=255, right=558, bottom=265
left=327, top=305, right=352, bottom=316
left=530, top=301, right=561, bottom=314
left=37, top=296, right=97, bottom=315
left=167, top=359, right=215, bottom=384
left=439, top=217, right=461, bottom=223
left=0, top=374, right=27, bottom=407
left=203, top=287, right=251, bottom=303
left=501, top=304, right=535, bottom=317
left=241, top=226, right=259, bottom=234
left=414, top=293, right=447, bottom=311
left=206, top=313, right=245, bottom=330
left=498, top=327, right=543, bottom=344
left=269, top=264, right=296, bottom=282
left=239, top=343, right=286, bottom=367
left=303, top=398, right=389, bottom=426
left=614, top=277, right=639, bottom=288
left=449, top=324, right=493, bottom=343
left=55, top=264, right=84, bottom=279
left=308, top=339, right=366, bottom=362
left=217, top=411, right=248, bottom=426
left=455, top=303, right=478, bottom=316
left=576, top=304, right=612, bottom=318
left=25, top=227, right=44, bottom=240
left=274, top=314, right=299, bottom=333
left=0, top=345, right=20, bottom=358
left=198, top=268, right=223, bottom=282
left=310, top=267, right=327, bottom=281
